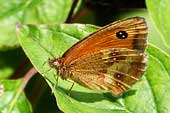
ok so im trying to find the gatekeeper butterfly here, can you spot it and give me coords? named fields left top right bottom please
left=49, top=17, right=147, bottom=96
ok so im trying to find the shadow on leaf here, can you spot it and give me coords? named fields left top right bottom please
left=56, top=86, right=137, bottom=103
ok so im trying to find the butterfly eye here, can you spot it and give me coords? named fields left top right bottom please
left=116, top=31, right=128, bottom=39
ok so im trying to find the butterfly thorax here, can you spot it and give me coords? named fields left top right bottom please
left=48, top=58, right=71, bottom=80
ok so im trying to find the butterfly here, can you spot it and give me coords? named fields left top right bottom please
left=48, top=17, right=148, bottom=96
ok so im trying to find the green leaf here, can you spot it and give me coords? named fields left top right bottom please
left=146, top=0, right=170, bottom=52
left=17, top=20, right=170, bottom=113
left=0, top=79, right=32, bottom=113
left=0, top=0, right=73, bottom=50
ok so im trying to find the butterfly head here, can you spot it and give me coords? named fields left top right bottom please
left=48, top=58, right=61, bottom=69
left=48, top=58, right=70, bottom=80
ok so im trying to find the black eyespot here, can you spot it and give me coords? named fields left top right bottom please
left=116, top=31, right=128, bottom=39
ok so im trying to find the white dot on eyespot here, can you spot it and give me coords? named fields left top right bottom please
left=119, top=32, right=122, bottom=35
left=117, top=75, right=121, bottom=78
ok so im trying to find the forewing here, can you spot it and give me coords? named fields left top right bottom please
left=62, top=17, right=147, bottom=65
left=69, top=48, right=147, bottom=96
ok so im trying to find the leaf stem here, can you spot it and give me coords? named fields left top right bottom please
left=10, top=58, right=30, bottom=79
left=68, top=5, right=91, bottom=23
left=7, top=67, right=37, bottom=113
left=66, top=0, right=79, bottom=23
left=21, top=67, right=37, bottom=90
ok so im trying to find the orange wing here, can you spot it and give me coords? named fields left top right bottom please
left=69, top=48, right=147, bottom=95
left=62, top=17, right=147, bottom=65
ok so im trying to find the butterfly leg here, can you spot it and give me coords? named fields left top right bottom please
left=67, top=82, right=74, bottom=96
left=42, top=74, right=57, bottom=94
left=42, top=68, right=52, bottom=74
left=51, top=74, right=59, bottom=94
left=54, top=75, right=59, bottom=89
